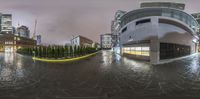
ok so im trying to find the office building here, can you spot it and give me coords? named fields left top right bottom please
left=100, top=34, right=112, bottom=49
left=111, top=10, right=126, bottom=53
left=0, top=34, right=36, bottom=52
left=71, top=35, right=93, bottom=47
left=0, top=14, right=12, bottom=34
left=17, top=25, right=30, bottom=38
left=112, top=2, right=199, bottom=64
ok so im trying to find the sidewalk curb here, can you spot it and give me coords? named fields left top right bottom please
left=32, top=52, right=98, bottom=62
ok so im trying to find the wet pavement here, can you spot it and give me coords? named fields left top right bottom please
left=0, top=50, right=200, bottom=98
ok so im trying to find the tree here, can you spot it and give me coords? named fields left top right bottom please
left=52, top=46, right=55, bottom=58
left=61, top=46, right=65, bottom=58
left=43, top=47, right=47, bottom=58
left=69, top=46, right=73, bottom=57
left=64, top=45, right=68, bottom=58
left=74, top=45, right=77, bottom=56
left=47, top=45, right=51, bottom=58
left=80, top=46, right=83, bottom=55
left=39, top=46, right=42, bottom=57
left=35, top=47, right=38, bottom=57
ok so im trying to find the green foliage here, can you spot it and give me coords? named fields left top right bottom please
left=17, top=45, right=98, bottom=59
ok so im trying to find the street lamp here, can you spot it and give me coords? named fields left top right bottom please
left=33, top=51, right=36, bottom=57
left=33, top=50, right=35, bottom=63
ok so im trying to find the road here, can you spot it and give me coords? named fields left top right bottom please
left=0, top=50, right=200, bottom=99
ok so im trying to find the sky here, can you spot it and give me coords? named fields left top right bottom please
left=0, top=0, right=199, bottom=44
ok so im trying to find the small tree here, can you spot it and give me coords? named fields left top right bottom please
left=69, top=46, right=73, bottom=57
left=43, top=47, right=47, bottom=58
left=80, top=46, right=83, bottom=55
left=47, top=45, right=51, bottom=58
left=39, top=46, right=42, bottom=57
left=35, top=47, right=38, bottom=57
left=64, top=45, right=68, bottom=58
left=61, top=46, right=65, bottom=58
left=52, top=46, right=55, bottom=58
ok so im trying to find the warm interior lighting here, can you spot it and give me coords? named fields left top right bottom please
left=123, top=46, right=150, bottom=56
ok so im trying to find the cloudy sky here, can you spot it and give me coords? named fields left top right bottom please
left=0, top=0, right=199, bottom=44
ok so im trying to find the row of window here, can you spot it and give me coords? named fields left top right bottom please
left=123, top=46, right=150, bottom=56
left=4, top=41, right=19, bottom=45
left=136, top=19, right=151, bottom=25
left=121, top=8, right=198, bottom=32
left=121, top=18, right=151, bottom=33
left=5, top=41, right=14, bottom=44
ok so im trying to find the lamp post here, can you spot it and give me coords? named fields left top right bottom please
left=33, top=50, right=35, bottom=63
left=33, top=51, right=35, bottom=57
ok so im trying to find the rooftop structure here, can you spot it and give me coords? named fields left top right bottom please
left=140, top=2, right=185, bottom=10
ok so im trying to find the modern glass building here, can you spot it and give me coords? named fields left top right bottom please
left=111, top=10, right=126, bottom=53
left=115, top=2, right=199, bottom=64
left=17, top=25, right=30, bottom=38
left=100, top=34, right=112, bottom=49
left=0, top=14, right=12, bottom=34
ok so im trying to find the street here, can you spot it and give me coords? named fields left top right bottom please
left=0, top=50, right=200, bottom=98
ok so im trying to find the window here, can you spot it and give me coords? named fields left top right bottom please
left=160, top=43, right=190, bottom=60
left=122, top=27, right=127, bottom=33
left=123, top=46, right=150, bottom=56
left=136, top=19, right=151, bottom=25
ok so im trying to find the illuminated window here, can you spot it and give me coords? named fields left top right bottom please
left=123, top=46, right=150, bottom=56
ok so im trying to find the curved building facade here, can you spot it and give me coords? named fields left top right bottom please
left=118, top=4, right=199, bottom=64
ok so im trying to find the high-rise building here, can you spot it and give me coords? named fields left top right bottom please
left=111, top=10, right=126, bottom=53
left=17, top=25, right=30, bottom=38
left=0, top=14, right=12, bottom=34
left=100, top=34, right=112, bottom=49
left=36, top=35, right=42, bottom=45
left=192, top=13, right=200, bottom=29
left=0, top=13, right=36, bottom=52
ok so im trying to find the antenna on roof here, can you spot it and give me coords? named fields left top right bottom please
left=32, top=19, right=37, bottom=39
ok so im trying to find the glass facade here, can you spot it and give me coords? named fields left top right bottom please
left=121, top=8, right=199, bottom=33
left=1, top=14, right=12, bottom=34
left=123, top=46, right=150, bottom=56
left=160, top=43, right=190, bottom=60
left=140, top=2, right=185, bottom=10
left=101, top=34, right=112, bottom=49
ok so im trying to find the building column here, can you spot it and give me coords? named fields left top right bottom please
left=150, top=17, right=160, bottom=64
left=150, top=36, right=160, bottom=64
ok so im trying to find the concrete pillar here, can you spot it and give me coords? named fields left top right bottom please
left=150, top=17, right=160, bottom=65
left=150, top=37, right=160, bottom=64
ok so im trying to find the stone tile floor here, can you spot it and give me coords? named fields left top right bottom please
left=0, top=51, right=200, bottom=99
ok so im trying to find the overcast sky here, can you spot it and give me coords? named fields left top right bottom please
left=0, top=0, right=199, bottom=44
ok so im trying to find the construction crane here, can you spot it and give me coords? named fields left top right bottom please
left=32, top=19, right=37, bottom=39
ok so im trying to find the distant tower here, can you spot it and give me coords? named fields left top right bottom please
left=32, top=19, right=37, bottom=39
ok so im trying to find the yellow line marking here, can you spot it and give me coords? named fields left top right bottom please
left=32, top=52, right=98, bottom=62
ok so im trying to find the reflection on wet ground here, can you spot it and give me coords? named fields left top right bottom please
left=0, top=51, right=200, bottom=98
